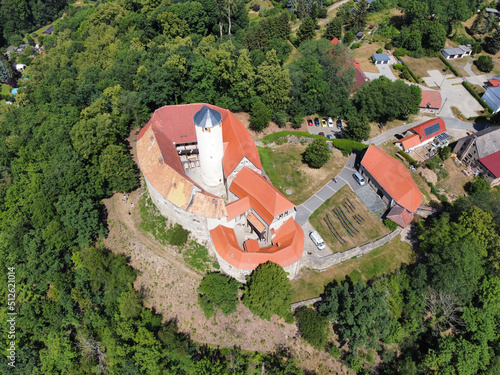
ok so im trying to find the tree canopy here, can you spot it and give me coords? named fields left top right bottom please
left=242, top=262, right=294, bottom=322
left=198, top=272, right=241, bottom=318
left=303, top=138, right=331, bottom=168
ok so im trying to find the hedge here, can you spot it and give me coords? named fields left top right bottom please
left=397, top=150, right=418, bottom=166
left=259, top=131, right=368, bottom=155
left=427, top=182, right=449, bottom=203
left=438, top=54, right=460, bottom=77
left=393, top=52, right=419, bottom=83
left=462, top=81, right=493, bottom=112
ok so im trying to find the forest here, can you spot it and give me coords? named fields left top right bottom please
left=0, top=0, right=499, bottom=373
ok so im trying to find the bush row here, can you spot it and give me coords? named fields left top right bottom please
left=260, top=131, right=368, bottom=154
left=437, top=54, right=460, bottom=77
left=427, top=182, right=449, bottom=203
left=462, top=81, right=493, bottom=113
left=397, top=150, right=419, bottom=166
left=393, top=50, right=419, bottom=83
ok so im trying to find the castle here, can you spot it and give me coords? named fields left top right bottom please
left=137, top=104, right=304, bottom=281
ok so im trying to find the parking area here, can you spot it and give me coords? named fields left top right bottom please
left=306, top=116, right=343, bottom=137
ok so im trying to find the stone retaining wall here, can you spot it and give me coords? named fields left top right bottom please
left=300, top=228, right=402, bottom=271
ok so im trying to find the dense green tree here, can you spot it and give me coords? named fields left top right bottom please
left=242, top=262, right=293, bottom=322
left=0, top=55, right=13, bottom=83
left=324, top=17, right=342, bottom=40
left=475, top=55, right=494, bottom=73
left=100, top=144, right=138, bottom=192
left=344, top=116, right=370, bottom=141
left=295, top=307, right=329, bottom=349
left=256, top=50, right=292, bottom=112
left=303, top=138, right=331, bottom=168
left=249, top=100, right=272, bottom=131
left=343, top=29, right=355, bottom=45
left=297, top=17, right=316, bottom=44
left=319, top=277, right=391, bottom=350
left=467, top=175, right=491, bottom=194
left=198, top=272, right=241, bottom=318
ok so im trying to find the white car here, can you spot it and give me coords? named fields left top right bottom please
left=327, top=117, right=334, bottom=127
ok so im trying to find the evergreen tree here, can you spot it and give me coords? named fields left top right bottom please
left=485, top=29, right=500, bottom=54
left=324, top=17, right=342, bottom=40
left=297, top=17, right=316, bottom=44
left=249, top=100, right=272, bottom=131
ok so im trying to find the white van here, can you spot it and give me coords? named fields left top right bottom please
left=309, top=231, right=326, bottom=250
left=353, top=172, right=366, bottom=186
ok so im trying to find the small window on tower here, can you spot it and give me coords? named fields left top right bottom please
left=159, top=157, right=163, bottom=165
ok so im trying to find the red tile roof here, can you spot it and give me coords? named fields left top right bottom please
left=361, top=145, right=422, bottom=213
left=137, top=103, right=262, bottom=218
left=229, top=167, right=295, bottom=224
left=222, top=110, right=262, bottom=176
left=410, top=118, right=446, bottom=143
left=247, top=211, right=266, bottom=233
left=225, top=197, right=251, bottom=221
left=331, top=37, right=339, bottom=44
left=352, top=66, right=370, bottom=90
left=479, top=150, right=500, bottom=178
left=210, top=218, right=304, bottom=269
left=398, top=134, right=421, bottom=151
left=387, top=205, right=414, bottom=227
left=419, top=90, right=442, bottom=110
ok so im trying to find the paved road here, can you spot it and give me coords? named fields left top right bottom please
left=296, top=154, right=359, bottom=225
left=364, top=116, right=490, bottom=146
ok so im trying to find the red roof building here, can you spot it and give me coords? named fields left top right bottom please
left=360, top=145, right=422, bottom=216
left=397, top=118, right=447, bottom=151
left=419, top=90, right=442, bottom=111
left=210, top=217, right=304, bottom=270
left=479, top=150, right=500, bottom=178
left=488, top=79, right=500, bottom=87
left=331, top=37, right=339, bottom=44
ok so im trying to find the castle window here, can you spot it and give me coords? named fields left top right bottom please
left=159, top=157, right=163, bottom=165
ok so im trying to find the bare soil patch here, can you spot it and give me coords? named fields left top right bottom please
left=435, top=158, right=472, bottom=199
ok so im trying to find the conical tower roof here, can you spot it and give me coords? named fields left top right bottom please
left=193, top=105, right=222, bottom=128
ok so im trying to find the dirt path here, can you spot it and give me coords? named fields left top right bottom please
left=291, top=0, right=350, bottom=32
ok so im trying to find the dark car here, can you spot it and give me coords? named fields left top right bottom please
left=307, top=119, right=313, bottom=126
left=319, top=132, right=325, bottom=136
left=337, top=119, right=343, bottom=129
left=314, top=117, right=320, bottom=127
left=327, top=134, right=334, bottom=139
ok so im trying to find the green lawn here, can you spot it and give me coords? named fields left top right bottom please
left=309, top=185, right=390, bottom=254
left=291, top=235, right=414, bottom=302
left=258, top=143, right=347, bottom=205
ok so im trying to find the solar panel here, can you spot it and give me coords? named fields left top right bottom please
left=424, top=122, right=441, bottom=137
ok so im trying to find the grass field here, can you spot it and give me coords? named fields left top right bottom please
left=309, top=185, right=390, bottom=254
left=351, top=41, right=383, bottom=73
left=258, top=143, right=347, bottom=205
left=290, top=234, right=414, bottom=302
left=400, top=56, right=446, bottom=80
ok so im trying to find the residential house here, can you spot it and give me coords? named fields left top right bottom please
left=359, top=145, right=422, bottom=227
left=441, top=45, right=472, bottom=59
left=419, top=90, right=442, bottom=114
left=483, top=86, right=500, bottom=113
left=372, top=53, right=390, bottom=64
left=396, top=118, right=448, bottom=152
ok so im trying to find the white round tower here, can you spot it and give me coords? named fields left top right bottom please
left=194, top=105, right=224, bottom=187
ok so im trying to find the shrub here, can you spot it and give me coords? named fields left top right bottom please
left=384, top=42, right=393, bottom=50
left=466, top=175, right=491, bottom=194
left=343, top=30, right=355, bottom=45
left=331, top=138, right=368, bottom=155
left=303, top=138, right=331, bottom=168
left=249, top=100, right=272, bottom=131
left=295, top=308, right=329, bottom=349
left=351, top=42, right=361, bottom=49
left=474, top=55, right=494, bottom=73
left=397, top=150, right=418, bottom=166
left=291, top=114, right=304, bottom=129
left=439, top=146, right=451, bottom=161
left=167, top=223, right=190, bottom=246
left=273, top=110, right=288, bottom=128
left=376, top=48, right=383, bottom=54
left=329, top=345, right=342, bottom=359
left=251, top=3, right=260, bottom=11
left=384, top=219, right=399, bottom=231
left=394, top=63, right=403, bottom=70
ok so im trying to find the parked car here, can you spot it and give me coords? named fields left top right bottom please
left=319, top=132, right=325, bottom=136
left=353, top=172, right=366, bottom=186
left=326, top=134, right=333, bottom=139
left=309, top=231, right=325, bottom=250
left=314, top=117, right=320, bottom=126
left=321, top=119, right=327, bottom=127
left=337, top=118, right=343, bottom=129
left=327, top=117, right=334, bottom=127
left=307, top=119, right=313, bottom=126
